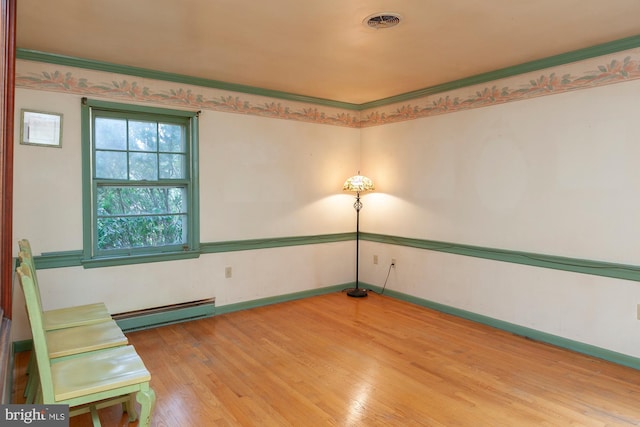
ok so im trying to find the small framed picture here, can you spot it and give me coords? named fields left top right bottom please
left=20, top=109, right=63, bottom=147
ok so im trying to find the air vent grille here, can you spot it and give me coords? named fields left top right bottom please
left=364, top=13, right=402, bottom=29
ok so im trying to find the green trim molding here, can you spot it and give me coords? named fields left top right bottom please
left=16, top=49, right=361, bottom=111
left=361, top=233, right=640, bottom=282
left=81, top=251, right=201, bottom=269
left=33, top=250, right=83, bottom=269
left=31, top=233, right=354, bottom=269
left=29, top=232, right=640, bottom=283
left=17, top=34, right=640, bottom=111
left=28, top=250, right=202, bottom=270
left=200, top=233, right=355, bottom=253
left=13, top=339, right=32, bottom=354
left=214, top=284, right=347, bottom=315
left=368, top=285, right=640, bottom=371
left=359, top=34, right=640, bottom=110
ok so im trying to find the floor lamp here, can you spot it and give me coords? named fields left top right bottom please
left=343, top=173, right=375, bottom=298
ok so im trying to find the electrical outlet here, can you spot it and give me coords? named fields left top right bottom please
left=373, top=255, right=378, bottom=264
left=391, top=258, right=396, bottom=267
left=637, top=304, right=640, bottom=320
left=225, top=266, right=232, bottom=278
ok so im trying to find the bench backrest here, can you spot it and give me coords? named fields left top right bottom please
left=16, top=263, right=56, bottom=401
left=17, top=251, right=45, bottom=317
left=18, top=239, right=33, bottom=258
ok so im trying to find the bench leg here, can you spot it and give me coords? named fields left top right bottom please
left=135, top=386, right=156, bottom=427
left=24, top=353, right=35, bottom=397
left=89, top=405, right=101, bottom=427
left=124, top=393, right=138, bottom=422
left=25, top=362, right=39, bottom=404
left=34, top=386, right=43, bottom=405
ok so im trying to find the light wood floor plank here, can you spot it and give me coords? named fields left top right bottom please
left=13, top=292, right=640, bottom=425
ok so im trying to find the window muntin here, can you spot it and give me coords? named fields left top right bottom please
left=95, top=186, right=187, bottom=251
left=83, top=99, right=198, bottom=262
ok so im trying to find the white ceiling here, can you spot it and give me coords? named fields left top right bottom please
left=15, top=0, right=640, bottom=105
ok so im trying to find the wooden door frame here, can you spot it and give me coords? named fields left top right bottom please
left=1, top=0, right=16, bottom=318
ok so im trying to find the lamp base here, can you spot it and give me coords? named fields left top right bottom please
left=346, top=288, right=368, bottom=298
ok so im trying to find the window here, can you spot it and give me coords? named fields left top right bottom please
left=81, top=98, right=199, bottom=266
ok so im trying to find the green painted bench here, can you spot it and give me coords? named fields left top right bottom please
left=16, top=263, right=156, bottom=426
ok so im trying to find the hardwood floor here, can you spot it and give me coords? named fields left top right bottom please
left=13, top=292, right=640, bottom=426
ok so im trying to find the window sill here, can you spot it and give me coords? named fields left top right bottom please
left=81, top=250, right=200, bottom=269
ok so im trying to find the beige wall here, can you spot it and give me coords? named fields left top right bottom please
left=361, top=80, right=640, bottom=358
left=12, top=86, right=361, bottom=341
left=11, top=52, right=640, bottom=359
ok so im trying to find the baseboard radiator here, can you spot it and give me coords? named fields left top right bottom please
left=113, top=298, right=215, bottom=333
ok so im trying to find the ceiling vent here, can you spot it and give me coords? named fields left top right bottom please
left=363, top=13, right=402, bottom=29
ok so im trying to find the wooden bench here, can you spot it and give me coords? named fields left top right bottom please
left=18, top=249, right=128, bottom=405
left=16, top=263, right=155, bottom=427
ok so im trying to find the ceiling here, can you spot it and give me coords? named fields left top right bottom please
left=15, top=0, right=640, bottom=105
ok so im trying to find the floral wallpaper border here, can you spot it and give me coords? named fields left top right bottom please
left=15, top=62, right=361, bottom=128
left=15, top=47, right=640, bottom=128
left=360, top=49, right=640, bottom=127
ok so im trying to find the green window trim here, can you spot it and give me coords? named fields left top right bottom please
left=81, top=97, right=200, bottom=267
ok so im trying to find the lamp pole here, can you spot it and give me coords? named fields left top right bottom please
left=343, top=173, right=374, bottom=298
left=347, top=191, right=367, bottom=297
